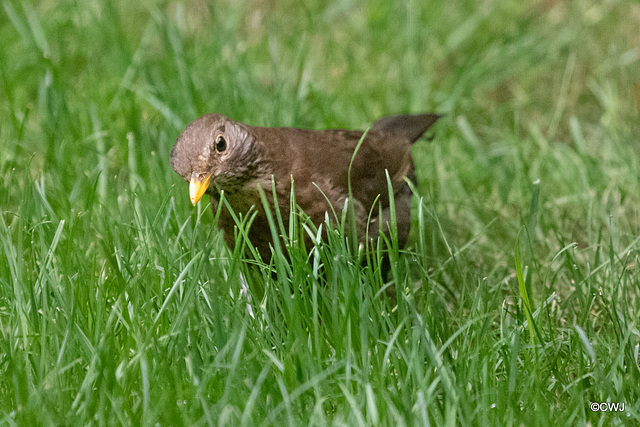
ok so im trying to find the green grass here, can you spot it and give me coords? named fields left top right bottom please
left=1, top=0, right=640, bottom=425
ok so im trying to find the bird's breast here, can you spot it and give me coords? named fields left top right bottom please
left=217, top=176, right=276, bottom=215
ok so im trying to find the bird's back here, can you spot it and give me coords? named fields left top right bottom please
left=251, top=125, right=414, bottom=210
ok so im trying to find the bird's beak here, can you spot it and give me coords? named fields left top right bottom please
left=189, top=173, right=211, bottom=206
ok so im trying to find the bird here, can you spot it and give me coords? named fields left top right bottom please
left=170, top=113, right=440, bottom=262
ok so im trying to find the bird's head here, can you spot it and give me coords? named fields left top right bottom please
left=170, top=114, right=260, bottom=205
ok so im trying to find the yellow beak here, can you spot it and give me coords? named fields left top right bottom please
left=189, top=174, right=211, bottom=206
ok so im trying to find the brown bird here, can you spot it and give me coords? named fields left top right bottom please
left=170, top=113, right=440, bottom=261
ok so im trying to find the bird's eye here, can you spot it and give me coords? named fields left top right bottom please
left=215, top=135, right=227, bottom=152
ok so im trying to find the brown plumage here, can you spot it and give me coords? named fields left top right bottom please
left=170, top=113, right=440, bottom=260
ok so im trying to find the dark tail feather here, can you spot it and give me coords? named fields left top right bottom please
left=370, top=113, right=442, bottom=143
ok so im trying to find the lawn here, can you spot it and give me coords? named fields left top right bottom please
left=1, top=0, right=639, bottom=425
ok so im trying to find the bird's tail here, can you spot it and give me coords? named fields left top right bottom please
left=370, top=113, right=442, bottom=143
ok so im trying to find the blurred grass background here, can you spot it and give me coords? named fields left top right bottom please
left=1, top=0, right=640, bottom=425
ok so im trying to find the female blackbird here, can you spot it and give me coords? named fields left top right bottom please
left=171, top=113, right=440, bottom=261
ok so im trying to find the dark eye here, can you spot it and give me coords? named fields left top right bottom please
left=215, top=135, right=227, bottom=152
